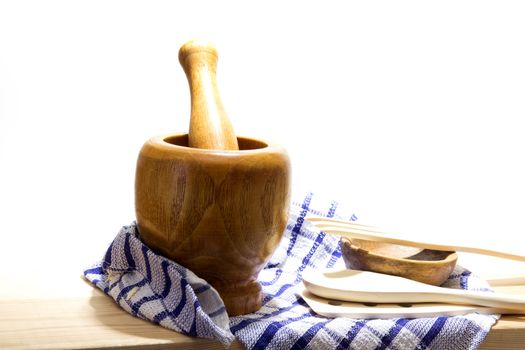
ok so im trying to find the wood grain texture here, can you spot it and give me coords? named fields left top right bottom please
left=179, top=40, right=238, bottom=150
left=135, top=134, right=290, bottom=315
left=481, top=314, right=525, bottom=350
left=0, top=276, right=525, bottom=350
left=135, top=40, right=291, bottom=315
left=341, top=237, right=458, bottom=286
left=0, top=277, right=523, bottom=350
left=0, top=283, right=244, bottom=350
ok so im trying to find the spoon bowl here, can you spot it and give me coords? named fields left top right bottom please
left=341, top=237, right=457, bottom=285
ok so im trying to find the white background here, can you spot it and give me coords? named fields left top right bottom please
left=1, top=1, right=525, bottom=297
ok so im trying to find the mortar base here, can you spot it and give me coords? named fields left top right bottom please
left=214, top=279, right=262, bottom=316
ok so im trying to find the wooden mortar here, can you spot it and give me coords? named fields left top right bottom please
left=135, top=40, right=291, bottom=316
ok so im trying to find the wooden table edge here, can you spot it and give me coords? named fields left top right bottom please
left=0, top=278, right=523, bottom=350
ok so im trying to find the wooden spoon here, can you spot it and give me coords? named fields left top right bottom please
left=179, top=40, right=239, bottom=150
left=302, top=269, right=525, bottom=312
left=307, top=217, right=525, bottom=262
left=299, top=287, right=520, bottom=318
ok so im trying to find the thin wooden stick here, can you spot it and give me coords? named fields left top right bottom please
left=306, top=217, right=525, bottom=262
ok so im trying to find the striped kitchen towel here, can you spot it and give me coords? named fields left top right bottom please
left=84, top=191, right=499, bottom=349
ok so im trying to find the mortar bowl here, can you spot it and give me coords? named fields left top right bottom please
left=135, top=133, right=291, bottom=315
left=341, top=237, right=458, bottom=286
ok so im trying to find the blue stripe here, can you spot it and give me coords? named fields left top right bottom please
left=325, top=200, right=354, bottom=268
left=260, top=269, right=283, bottom=286
left=102, top=241, right=114, bottom=268
left=290, top=320, right=332, bottom=349
left=263, top=283, right=295, bottom=303
left=160, top=260, right=172, bottom=298
left=260, top=193, right=315, bottom=290
left=308, top=208, right=326, bottom=216
left=419, top=316, right=447, bottom=348
left=152, top=310, right=168, bottom=324
left=84, top=266, right=103, bottom=276
left=152, top=278, right=189, bottom=324
left=251, top=312, right=316, bottom=349
left=326, top=244, right=342, bottom=268
left=130, top=294, right=160, bottom=316
left=116, top=278, right=147, bottom=303
left=124, top=233, right=136, bottom=269
left=327, top=200, right=338, bottom=218
left=189, top=300, right=198, bottom=335
left=170, top=278, right=188, bottom=317
left=377, top=318, right=410, bottom=350
left=265, top=262, right=280, bottom=269
left=141, top=245, right=152, bottom=281
left=209, top=306, right=227, bottom=318
left=460, top=271, right=471, bottom=290
left=286, top=193, right=313, bottom=256
left=261, top=258, right=289, bottom=287
left=335, top=320, right=367, bottom=350
left=194, top=284, right=210, bottom=294
left=230, top=299, right=306, bottom=333
left=294, top=232, right=326, bottom=281
left=364, top=323, right=388, bottom=339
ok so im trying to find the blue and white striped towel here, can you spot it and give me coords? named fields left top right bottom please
left=84, top=191, right=499, bottom=349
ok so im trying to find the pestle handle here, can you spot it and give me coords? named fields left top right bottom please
left=179, top=40, right=239, bottom=150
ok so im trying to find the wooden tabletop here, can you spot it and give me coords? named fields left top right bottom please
left=1, top=271, right=524, bottom=350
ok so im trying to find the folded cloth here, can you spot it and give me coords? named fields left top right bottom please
left=83, top=223, right=235, bottom=345
left=84, top=191, right=499, bottom=350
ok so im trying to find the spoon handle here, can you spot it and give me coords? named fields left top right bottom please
left=436, top=287, right=525, bottom=311
left=308, top=217, right=525, bottom=262
left=303, top=269, right=525, bottom=312
left=179, top=40, right=239, bottom=150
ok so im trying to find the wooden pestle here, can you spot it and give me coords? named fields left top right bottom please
left=135, top=40, right=291, bottom=315
left=178, top=40, right=239, bottom=150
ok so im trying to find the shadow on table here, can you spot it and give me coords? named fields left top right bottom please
left=84, top=276, right=245, bottom=349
